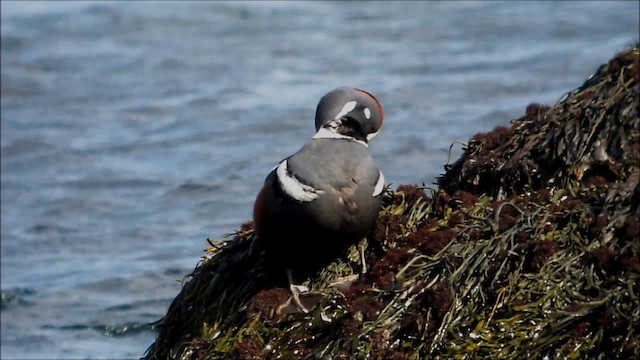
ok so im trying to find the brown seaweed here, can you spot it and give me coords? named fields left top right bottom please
left=145, top=44, right=639, bottom=360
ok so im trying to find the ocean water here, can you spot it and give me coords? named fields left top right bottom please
left=1, top=1, right=638, bottom=358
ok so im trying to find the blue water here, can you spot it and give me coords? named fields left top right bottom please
left=1, top=1, right=638, bottom=358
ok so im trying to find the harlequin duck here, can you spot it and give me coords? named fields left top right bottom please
left=252, top=87, right=385, bottom=311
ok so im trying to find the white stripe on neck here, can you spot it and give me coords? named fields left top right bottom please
left=312, top=128, right=368, bottom=147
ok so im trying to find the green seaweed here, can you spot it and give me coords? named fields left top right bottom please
left=145, top=44, right=639, bottom=360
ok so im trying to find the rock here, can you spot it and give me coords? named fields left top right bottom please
left=145, top=44, right=639, bottom=360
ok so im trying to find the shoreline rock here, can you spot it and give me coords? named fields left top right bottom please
left=145, top=44, right=639, bottom=359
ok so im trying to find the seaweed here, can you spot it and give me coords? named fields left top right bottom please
left=145, top=44, right=639, bottom=359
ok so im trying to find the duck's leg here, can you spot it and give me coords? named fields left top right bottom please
left=357, top=238, right=368, bottom=274
left=286, top=268, right=309, bottom=313
left=329, top=238, right=369, bottom=290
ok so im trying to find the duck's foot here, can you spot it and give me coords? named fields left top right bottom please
left=329, top=238, right=369, bottom=292
left=276, top=290, right=326, bottom=315
left=328, top=274, right=360, bottom=292
left=289, top=282, right=309, bottom=313
left=276, top=268, right=321, bottom=315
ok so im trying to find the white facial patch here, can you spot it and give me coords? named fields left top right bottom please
left=276, top=160, right=324, bottom=202
left=372, top=170, right=385, bottom=197
left=364, top=107, right=371, bottom=119
left=366, top=129, right=380, bottom=141
left=334, top=101, right=357, bottom=120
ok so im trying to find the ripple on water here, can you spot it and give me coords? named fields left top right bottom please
left=0, top=139, right=56, bottom=159
left=164, top=182, right=224, bottom=198
left=1, top=287, right=38, bottom=310
left=47, top=321, right=154, bottom=338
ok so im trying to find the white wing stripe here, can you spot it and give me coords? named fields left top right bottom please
left=373, top=170, right=385, bottom=197
left=276, top=160, right=323, bottom=202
